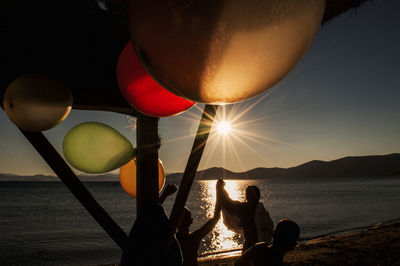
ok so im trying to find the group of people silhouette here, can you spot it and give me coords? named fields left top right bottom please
left=121, top=178, right=299, bottom=266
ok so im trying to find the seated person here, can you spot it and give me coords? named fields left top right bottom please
left=120, top=202, right=182, bottom=266
left=234, top=219, right=300, bottom=266
left=120, top=184, right=180, bottom=266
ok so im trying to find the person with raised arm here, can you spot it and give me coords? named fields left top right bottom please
left=176, top=182, right=222, bottom=266
left=216, top=178, right=274, bottom=252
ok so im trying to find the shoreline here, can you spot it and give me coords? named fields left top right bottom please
left=300, top=217, right=400, bottom=241
left=198, top=219, right=400, bottom=265
left=284, top=220, right=400, bottom=265
left=100, top=220, right=400, bottom=265
left=199, top=217, right=400, bottom=257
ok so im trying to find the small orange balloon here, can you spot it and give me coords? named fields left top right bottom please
left=119, top=158, right=166, bottom=198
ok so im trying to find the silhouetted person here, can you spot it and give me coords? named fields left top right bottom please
left=234, top=219, right=300, bottom=266
left=176, top=185, right=221, bottom=266
left=120, top=184, right=181, bottom=266
left=217, top=178, right=274, bottom=252
left=120, top=202, right=182, bottom=266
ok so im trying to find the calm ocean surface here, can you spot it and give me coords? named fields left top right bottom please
left=1, top=177, right=400, bottom=265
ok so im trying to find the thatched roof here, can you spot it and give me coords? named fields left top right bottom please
left=1, top=0, right=371, bottom=116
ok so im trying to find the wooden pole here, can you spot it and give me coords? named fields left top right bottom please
left=19, top=129, right=128, bottom=249
left=164, top=104, right=218, bottom=255
left=136, top=113, right=160, bottom=216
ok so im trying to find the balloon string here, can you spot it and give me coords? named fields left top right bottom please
left=163, top=104, right=219, bottom=260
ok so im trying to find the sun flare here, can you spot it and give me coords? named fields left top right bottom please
left=217, top=121, right=232, bottom=135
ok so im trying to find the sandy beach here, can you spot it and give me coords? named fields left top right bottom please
left=103, top=221, right=400, bottom=265
left=199, top=221, right=400, bottom=265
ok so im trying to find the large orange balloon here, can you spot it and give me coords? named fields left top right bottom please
left=117, top=41, right=195, bottom=117
left=119, top=158, right=166, bottom=198
left=129, top=0, right=326, bottom=104
left=3, top=73, right=72, bottom=132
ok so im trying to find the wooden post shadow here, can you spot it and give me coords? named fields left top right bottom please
left=164, top=104, right=218, bottom=256
left=20, top=129, right=128, bottom=249
left=136, top=113, right=160, bottom=215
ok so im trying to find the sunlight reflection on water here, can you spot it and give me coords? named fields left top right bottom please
left=2, top=178, right=400, bottom=264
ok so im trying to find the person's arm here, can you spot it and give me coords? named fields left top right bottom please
left=234, top=243, right=263, bottom=266
left=159, top=184, right=178, bottom=204
left=191, top=213, right=220, bottom=240
left=191, top=189, right=222, bottom=240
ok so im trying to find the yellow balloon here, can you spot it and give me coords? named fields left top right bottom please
left=129, top=0, right=326, bottom=104
left=63, top=122, right=135, bottom=174
left=3, top=73, right=72, bottom=132
left=119, top=158, right=166, bottom=198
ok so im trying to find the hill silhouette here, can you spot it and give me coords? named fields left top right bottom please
left=0, top=173, right=120, bottom=182
left=166, top=153, right=400, bottom=181
left=1, top=154, right=399, bottom=182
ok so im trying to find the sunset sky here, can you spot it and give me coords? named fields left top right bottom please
left=1, top=0, right=399, bottom=176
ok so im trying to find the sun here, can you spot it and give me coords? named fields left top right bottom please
left=216, top=120, right=232, bottom=135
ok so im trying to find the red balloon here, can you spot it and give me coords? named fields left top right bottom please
left=117, top=41, right=196, bottom=117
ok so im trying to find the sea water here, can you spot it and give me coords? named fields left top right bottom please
left=1, top=177, right=400, bottom=265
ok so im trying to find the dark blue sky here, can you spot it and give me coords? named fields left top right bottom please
left=1, top=0, right=399, bottom=176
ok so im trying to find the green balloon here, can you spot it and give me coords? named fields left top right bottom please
left=63, top=122, right=135, bottom=174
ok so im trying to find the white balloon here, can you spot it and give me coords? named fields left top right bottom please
left=3, top=73, right=72, bottom=132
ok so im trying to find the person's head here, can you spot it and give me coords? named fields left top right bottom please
left=245, top=185, right=260, bottom=204
left=272, top=219, right=300, bottom=252
left=178, top=207, right=193, bottom=230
